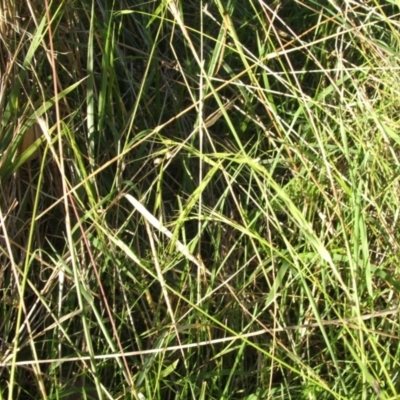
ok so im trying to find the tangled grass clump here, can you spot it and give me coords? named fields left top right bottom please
left=1, top=1, right=400, bottom=399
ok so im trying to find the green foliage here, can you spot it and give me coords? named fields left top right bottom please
left=1, top=0, right=400, bottom=399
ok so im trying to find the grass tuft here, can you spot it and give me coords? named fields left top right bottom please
left=1, top=1, right=400, bottom=399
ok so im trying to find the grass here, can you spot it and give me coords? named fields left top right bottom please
left=1, top=0, right=400, bottom=399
